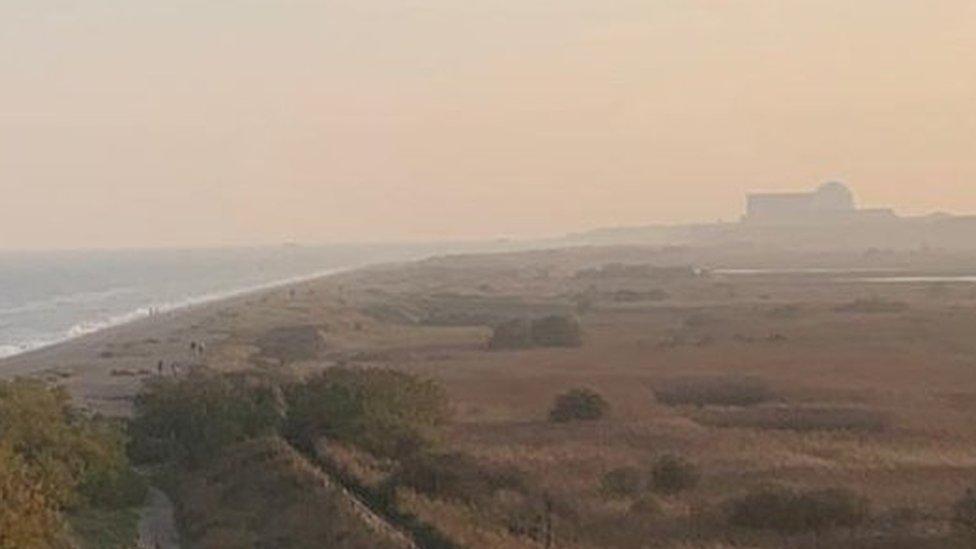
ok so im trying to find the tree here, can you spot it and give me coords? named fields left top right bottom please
left=129, top=371, right=281, bottom=467
left=284, top=367, right=450, bottom=458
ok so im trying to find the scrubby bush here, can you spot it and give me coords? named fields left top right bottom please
left=394, top=452, right=525, bottom=504
left=649, top=454, right=700, bottom=495
left=284, top=367, right=449, bottom=458
left=489, top=315, right=583, bottom=350
left=601, top=466, right=644, bottom=499
left=953, top=487, right=976, bottom=535
left=531, top=315, right=583, bottom=347
left=488, top=319, right=534, bottom=350
left=129, top=371, right=282, bottom=467
left=655, top=375, right=775, bottom=407
left=727, top=487, right=868, bottom=533
left=698, top=404, right=888, bottom=433
left=549, top=388, right=609, bottom=422
left=0, top=379, right=146, bottom=548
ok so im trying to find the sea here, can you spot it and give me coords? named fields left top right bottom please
left=0, top=243, right=497, bottom=359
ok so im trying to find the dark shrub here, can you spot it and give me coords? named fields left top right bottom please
left=394, top=452, right=525, bottom=504
left=649, top=454, right=699, bottom=495
left=488, top=319, right=534, bottom=350
left=489, top=315, right=583, bottom=350
left=530, top=315, right=583, bottom=348
left=728, top=487, right=868, bottom=533
left=601, top=467, right=644, bottom=499
left=655, top=375, right=774, bottom=407
left=549, top=388, right=609, bottom=423
left=697, top=404, right=888, bottom=433
left=129, top=372, right=282, bottom=467
left=284, top=367, right=449, bottom=459
left=953, top=487, right=976, bottom=534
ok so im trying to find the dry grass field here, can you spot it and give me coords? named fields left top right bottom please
left=188, top=245, right=976, bottom=546
left=154, top=245, right=973, bottom=547
left=11, top=244, right=976, bottom=547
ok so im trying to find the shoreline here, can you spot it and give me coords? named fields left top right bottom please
left=0, top=265, right=359, bottom=363
left=0, top=262, right=373, bottom=416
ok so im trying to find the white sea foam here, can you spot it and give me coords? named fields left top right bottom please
left=0, top=267, right=348, bottom=360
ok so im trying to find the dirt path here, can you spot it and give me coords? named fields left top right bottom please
left=137, top=487, right=180, bottom=549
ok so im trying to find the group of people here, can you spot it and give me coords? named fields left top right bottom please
left=155, top=340, right=207, bottom=376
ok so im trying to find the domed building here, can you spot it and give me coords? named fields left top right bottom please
left=744, top=182, right=894, bottom=225
left=810, top=182, right=856, bottom=211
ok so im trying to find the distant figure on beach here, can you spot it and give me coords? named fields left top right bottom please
left=157, top=360, right=164, bottom=375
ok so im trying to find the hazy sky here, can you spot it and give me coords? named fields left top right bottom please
left=2, top=1, right=975, bottom=249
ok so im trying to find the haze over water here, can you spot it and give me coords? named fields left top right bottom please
left=0, top=244, right=458, bottom=358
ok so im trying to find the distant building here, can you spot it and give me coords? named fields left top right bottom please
left=743, top=182, right=896, bottom=225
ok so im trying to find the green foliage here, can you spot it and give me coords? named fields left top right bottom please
left=284, top=367, right=450, bottom=458
left=488, top=319, right=534, bottom=350
left=0, top=444, right=64, bottom=549
left=68, top=506, right=141, bottom=549
left=393, top=451, right=525, bottom=504
left=601, top=466, right=644, bottom=499
left=549, top=388, right=609, bottom=422
left=129, top=371, right=282, bottom=467
left=727, top=486, right=869, bottom=533
left=0, top=379, right=144, bottom=549
left=530, top=315, right=583, bottom=348
left=649, top=454, right=699, bottom=495
left=488, top=315, right=583, bottom=350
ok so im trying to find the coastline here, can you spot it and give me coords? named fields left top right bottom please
left=0, top=265, right=353, bottom=361
left=0, top=263, right=363, bottom=415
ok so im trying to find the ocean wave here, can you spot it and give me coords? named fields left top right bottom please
left=0, top=287, right=136, bottom=317
left=0, top=267, right=348, bottom=360
left=0, top=345, right=24, bottom=359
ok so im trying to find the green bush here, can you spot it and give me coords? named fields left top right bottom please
left=727, top=487, right=868, bottom=533
left=0, top=379, right=145, bottom=549
left=549, top=388, right=609, bottom=423
left=129, top=371, right=282, bottom=467
left=284, top=367, right=449, bottom=458
left=601, top=466, right=644, bottom=499
left=394, top=452, right=525, bottom=504
left=489, top=315, right=583, bottom=350
left=488, top=319, right=534, bottom=350
left=530, top=315, right=583, bottom=348
left=649, top=454, right=699, bottom=495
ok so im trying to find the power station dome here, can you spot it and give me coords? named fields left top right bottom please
left=812, top=181, right=855, bottom=211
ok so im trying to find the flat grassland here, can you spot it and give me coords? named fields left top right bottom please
left=6, top=244, right=976, bottom=546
